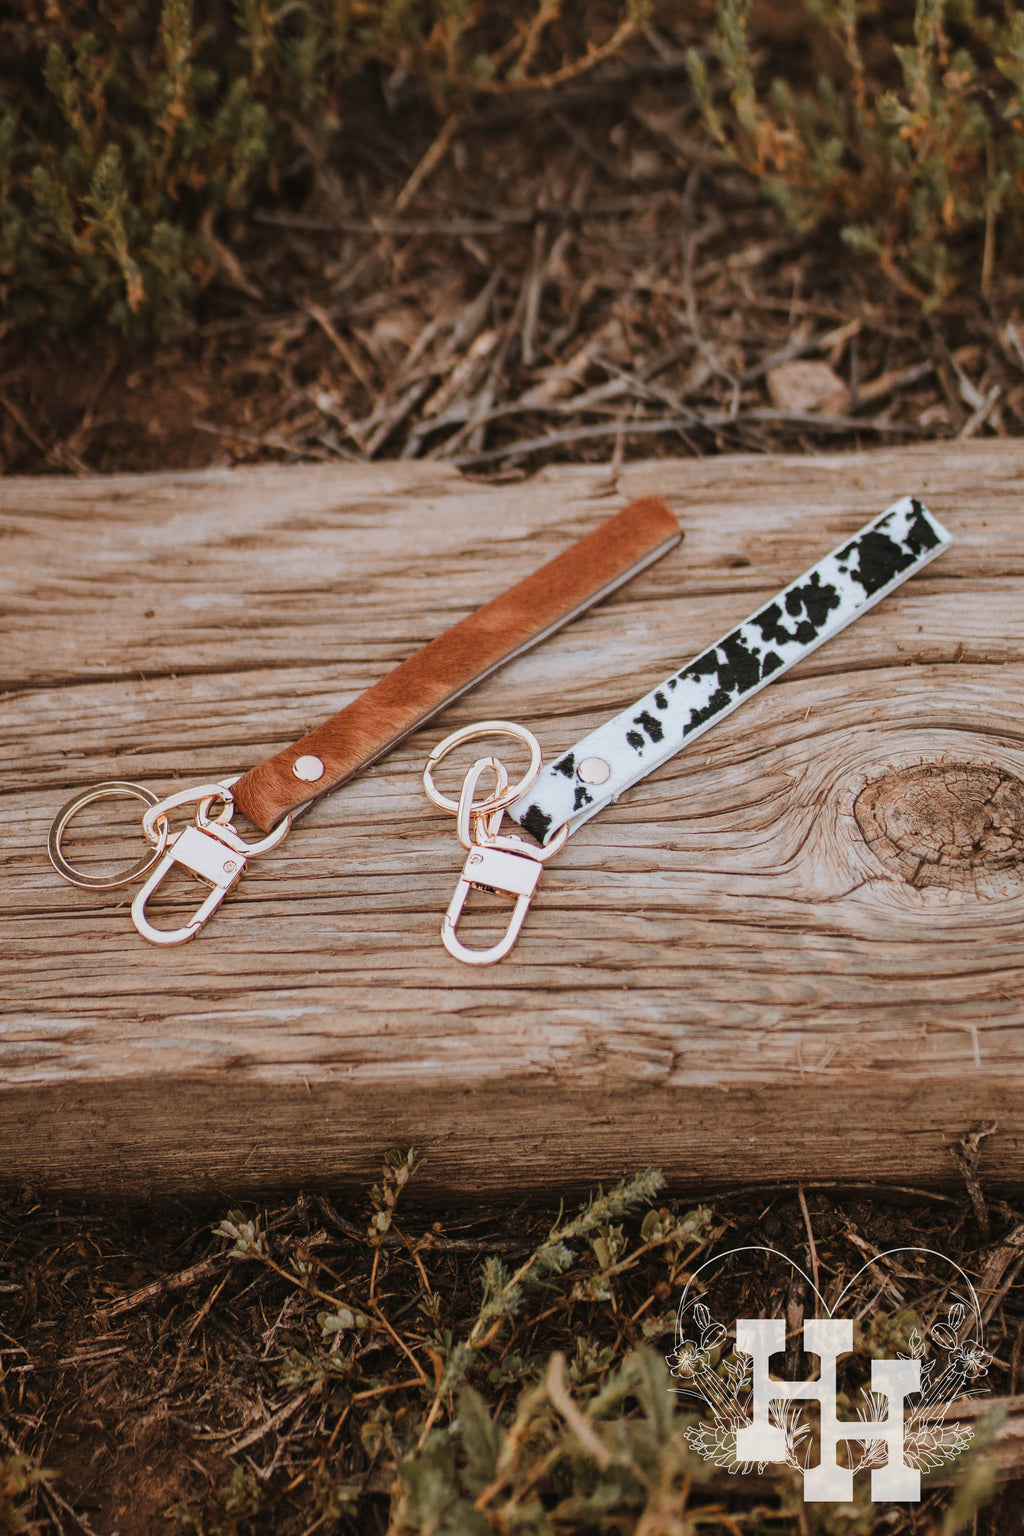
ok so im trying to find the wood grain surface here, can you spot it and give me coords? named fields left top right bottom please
left=3, top=442, right=1024, bottom=1199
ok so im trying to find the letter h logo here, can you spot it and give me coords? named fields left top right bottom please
left=735, top=1319, right=921, bottom=1501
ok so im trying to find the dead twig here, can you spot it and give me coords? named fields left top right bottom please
left=796, top=1187, right=820, bottom=1314
left=951, top=1123, right=999, bottom=1240
left=106, top=1256, right=223, bottom=1317
left=545, top=1351, right=612, bottom=1469
left=976, top=1222, right=1024, bottom=1326
left=958, top=383, right=1002, bottom=440
left=304, top=301, right=377, bottom=393
left=220, top=1390, right=312, bottom=1457
left=393, top=115, right=463, bottom=215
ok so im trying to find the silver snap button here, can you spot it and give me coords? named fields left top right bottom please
left=577, top=756, right=611, bottom=785
left=292, top=754, right=326, bottom=782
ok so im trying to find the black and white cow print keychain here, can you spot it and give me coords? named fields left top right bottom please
left=422, top=497, right=952, bottom=964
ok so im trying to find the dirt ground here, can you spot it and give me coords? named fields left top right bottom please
left=2, top=29, right=1022, bottom=481
left=3, top=22, right=1024, bottom=1536
left=2, top=1178, right=1023, bottom=1536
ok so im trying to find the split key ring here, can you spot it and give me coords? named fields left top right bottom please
left=422, top=720, right=542, bottom=817
left=47, top=781, right=170, bottom=890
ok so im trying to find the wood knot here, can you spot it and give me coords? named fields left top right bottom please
left=854, top=762, right=1024, bottom=895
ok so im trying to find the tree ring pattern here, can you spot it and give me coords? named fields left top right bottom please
left=854, top=761, right=1024, bottom=897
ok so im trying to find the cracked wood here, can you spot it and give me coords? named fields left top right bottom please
left=3, top=443, right=1024, bottom=1197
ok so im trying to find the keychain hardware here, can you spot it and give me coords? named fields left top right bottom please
left=132, top=776, right=292, bottom=946
left=425, top=497, right=954, bottom=965
left=47, top=781, right=170, bottom=890
left=132, top=823, right=248, bottom=946
left=140, top=782, right=235, bottom=846
left=424, top=723, right=568, bottom=964
left=423, top=720, right=542, bottom=818
left=444, top=842, right=544, bottom=966
left=46, top=497, right=681, bottom=945
left=49, top=775, right=292, bottom=946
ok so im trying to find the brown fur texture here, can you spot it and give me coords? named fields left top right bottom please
left=233, top=497, right=680, bottom=830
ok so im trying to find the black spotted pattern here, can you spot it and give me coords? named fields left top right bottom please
left=511, top=496, right=951, bottom=841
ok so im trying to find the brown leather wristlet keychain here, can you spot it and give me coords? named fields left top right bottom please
left=47, top=498, right=680, bottom=945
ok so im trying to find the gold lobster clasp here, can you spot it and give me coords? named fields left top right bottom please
left=423, top=722, right=568, bottom=965
left=442, top=839, right=545, bottom=965
left=131, top=778, right=291, bottom=945
left=131, top=822, right=250, bottom=946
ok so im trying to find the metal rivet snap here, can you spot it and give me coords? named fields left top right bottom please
left=577, top=756, right=611, bottom=785
left=292, top=754, right=326, bottom=783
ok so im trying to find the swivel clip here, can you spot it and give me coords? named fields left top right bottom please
left=131, top=820, right=250, bottom=947
left=423, top=722, right=567, bottom=965
left=131, top=778, right=291, bottom=946
left=443, top=836, right=545, bottom=966
left=47, top=775, right=290, bottom=945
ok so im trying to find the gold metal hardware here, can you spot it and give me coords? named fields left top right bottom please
left=577, top=756, right=612, bottom=785
left=48, top=773, right=291, bottom=944
left=425, top=722, right=567, bottom=965
left=131, top=822, right=250, bottom=947
left=131, top=777, right=292, bottom=944
left=442, top=841, right=544, bottom=965
left=292, top=754, right=326, bottom=782
left=422, top=720, right=541, bottom=817
left=47, top=781, right=170, bottom=890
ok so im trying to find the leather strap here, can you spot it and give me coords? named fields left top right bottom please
left=510, top=496, right=952, bottom=844
left=233, top=496, right=682, bottom=830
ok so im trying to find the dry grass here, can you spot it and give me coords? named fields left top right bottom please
left=1, top=1163, right=1022, bottom=1535
left=3, top=14, right=1023, bottom=478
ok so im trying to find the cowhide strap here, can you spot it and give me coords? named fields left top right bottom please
left=233, top=496, right=681, bottom=831
left=510, top=497, right=952, bottom=845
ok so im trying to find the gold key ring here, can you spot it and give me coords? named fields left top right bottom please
left=423, top=721, right=542, bottom=817
left=47, top=781, right=170, bottom=890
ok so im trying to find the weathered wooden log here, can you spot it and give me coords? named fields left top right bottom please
left=3, top=442, right=1024, bottom=1198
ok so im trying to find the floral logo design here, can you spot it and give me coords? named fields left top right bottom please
left=666, top=1248, right=989, bottom=1504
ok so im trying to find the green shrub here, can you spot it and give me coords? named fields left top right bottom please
left=8, top=0, right=1011, bottom=337
left=0, top=0, right=648, bottom=336
left=4, top=1, right=281, bottom=333
left=687, top=0, right=1024, bottom=308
